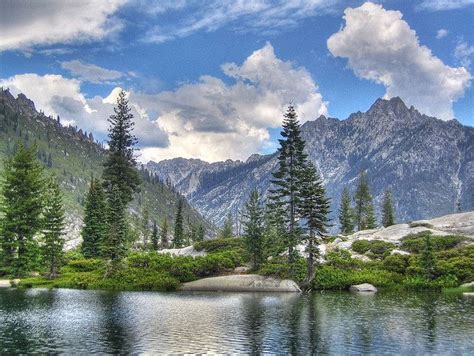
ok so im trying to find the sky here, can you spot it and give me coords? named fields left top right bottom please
left=0, top=0, right=473, bottom=163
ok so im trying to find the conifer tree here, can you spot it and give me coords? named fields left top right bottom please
left=420, top=233, right=436, bottom=280
left=81, top=178, right=108, bottom=258
left=242, top=190, right=265, bottom=269
left=353, top=170, right=375, bottom=231
left=299, top=163, right=331, bottom=286
left=160, top=218, right=169, bottom=249
left=41, top=175, right=65, bottom=278
left=173, top=199, right=184, bottom=247
left=141, top=205, right=150, bottom=249
left=219, top=213, right=234, bottom=239
left=339, top=187, right=354, bottom=235
left=151, top=220, right=159, bottom=251
left=382, top=190, right=396, bottom=227
left=0, top=143, right=44, bottom=276
left=195, top=224, right=206, bottom=243
left=102, top=90, right=140, bottom=205
left=103, top=185, right=128, bottom=260
left=268, top=105, right=307, bottom=265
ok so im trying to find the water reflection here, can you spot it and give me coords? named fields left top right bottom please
left=0, top=288, right=473, bottom=354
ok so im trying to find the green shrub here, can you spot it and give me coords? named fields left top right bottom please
left=383, top=254, right=409, bottom=274
left=402, top=274, right=459, bottom=290
left=352, top=240, right=395, bottom=259
left=409, top=221, right=434, bottom=229
left=66, top=259, right=105, bottom=272
left=351, top=240, right=372, bottom=254
left=325, top=249, right=362, bottom=269
left=400, top=232, right=464, bottom=253
left=258, top=256, right=306, bottom=283
left=194, top=238, right=245, bottom=253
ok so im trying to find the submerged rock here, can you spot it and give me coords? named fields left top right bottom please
left=349, top=283, right=378, bottom=293
left=181, top=274, right=301, bottom=292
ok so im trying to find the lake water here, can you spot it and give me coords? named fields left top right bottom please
left=0, top=288, right=473, bottom=354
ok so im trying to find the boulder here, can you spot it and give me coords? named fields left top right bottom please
left=349, top=283, right=378, bottom=293
left=390, top=249, right=410, bottom=256
left=158, top=245, right=206, bottom=257
left=461, top=281, right=474, bottom=288
left=463, top=293, right=474, bottom=297
left=181, top=274, right=301, bottom=292
left=233, top=266, right=251, bottom=274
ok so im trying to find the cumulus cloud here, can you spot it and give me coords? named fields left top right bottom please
left=327, top=2, right=472, bottom=120
left=0, top=74, right=169, bottom=148
left=144, top=0, right=340, bottom=43
left=0, top=0, right=126, bottom=51
left=436, top=29, right=448, bottom=39
left=61, top=60, right=124, bottom=83
left=417, top=0, right=474, bottom=11
left=134, top=43, right=327, bottom=162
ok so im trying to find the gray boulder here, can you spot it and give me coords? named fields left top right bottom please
left=349, top=283, right=378, bottom=293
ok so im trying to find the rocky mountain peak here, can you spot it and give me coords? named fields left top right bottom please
left=367, top=96, right=411, bottom=117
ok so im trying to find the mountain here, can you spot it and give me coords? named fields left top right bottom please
left=148, top=97, right=474, bottom=229
left=0, top=89, right=210, bottom=245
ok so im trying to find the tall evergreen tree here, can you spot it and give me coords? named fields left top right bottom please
left=339, top=187, right=354, bottom=235
left=173, top=199, right=184, bottom=247
left=195, top=224, right=206, bottom=243
left=141, top=205, right=150, bottom=249
left=0, top=143, right=44, bottom=276
left=382, top=190, right=396, bottom=227
left=102, top=90, right=140, bottom=205
left=151, top=220, right=159, bottom=251
left=103, top=185, right=128, bottom=260
left=299, top=163, right=331, bottom=287
left=268, top=104, right=307, bottom=265
left=420, top=233, right=436, bottom=280
left=353, top=170, right=375, bottom=231
left=219, top=213, right=234, bottom=239
left=161, top=218, right=169, bottom=249
left=81, top=178, right=108, bottom=258
left=242, top=190, right=265, bottom=269
left=41, top=175, right=65, bottom=278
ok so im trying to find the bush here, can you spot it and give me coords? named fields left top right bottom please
left=194, top=238, right=245, bottom=253
left=383, top=254, right=409, bottom=274
left=409, top=221, right=434, bottom=229
left=351, top=240, right=395, bottom=259
left=402, top=274, right=459, bottom=290
left=258, top=256, right=306, bottom=283
left=66, top=259, right=105, bottom=272
left=400, top=232, right=464, bottom=253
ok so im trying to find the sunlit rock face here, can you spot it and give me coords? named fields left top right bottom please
left=148, top=97, right=474, bottom=230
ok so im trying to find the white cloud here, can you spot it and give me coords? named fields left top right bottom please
left=454, top=40, right=474, bottom=68
left=1, top=43, right=326, bottom=162
left=134, top=43, right=327, bottom=162
left=436, top=29, right=448, bottom=39
left=417, top=0, right=474, bottom=11
left=327, top=2, right=472, bottom=120
left=144, top=0, right=340, bottom=43
left=0, top=0, right=126, bottom=52
left=0, top=74, right=169, bottom=148
left=61, top=60, right=124, bottom=83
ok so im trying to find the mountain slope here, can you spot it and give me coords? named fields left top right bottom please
left=148, top=97, right=474, bottom=228
left=0, top=89, right=210, bottom=243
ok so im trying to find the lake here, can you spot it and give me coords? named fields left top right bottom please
left=0, top=288, right=473, bottom=354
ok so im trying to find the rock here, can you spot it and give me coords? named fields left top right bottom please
left=463, top=293, right=474, bottom=297
left=461, top=282, right=474, bottom=288
left=349, top=283, right=378, bottom=293
left=233, top=266, right=250, bottom=274
left=0, top=280, right=12, bottom=288
left=391, top=249, right=410, bottom=256
left=181, top=274, right=301, bottom=292
left=158, top=245, right=206, bottom=257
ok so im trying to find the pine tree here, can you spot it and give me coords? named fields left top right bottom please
left=339, top=187, right=354, bottom=235
left=219, top=213, right=234, bottom=239
left=298, top=163, right=331, bottom=287
left=353, top=170, right=375, bottom=231
left=102, top=90, right=140, bottom=205
left=242, top=190, right=265, bottom=269
left=81, top=178, right=108, bottom=258
left=420, top=233, right=436, bottom=280
left=0, top=143, right=44, bottom=276
left=268, top=104, right=307, bottom=265
left=151, top=220, right=159, bottom=251
left=160, top=218, right=169, bottom=249
left=103, top=185, right=128, bottom=260
left=141, top=205, right=150, bottom=249
left=382, top=190, right=396, bottom=227
left=195, top=224, right=206, bottom=243
left=41, top=175, right=65, bottom=278
left=174, top=199, right=184, bottom=247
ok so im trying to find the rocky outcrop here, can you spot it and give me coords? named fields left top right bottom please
left=180, top=274, right=301, bottom=292
left=350, top=283, right=378, bottom=293
left=158, top=246, right=206, bottom=257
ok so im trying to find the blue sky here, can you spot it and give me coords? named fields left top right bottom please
left=0, top=0, right=472, bottom=162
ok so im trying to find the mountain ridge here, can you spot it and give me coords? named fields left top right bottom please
left=148, top=97, right=474, bottom=229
